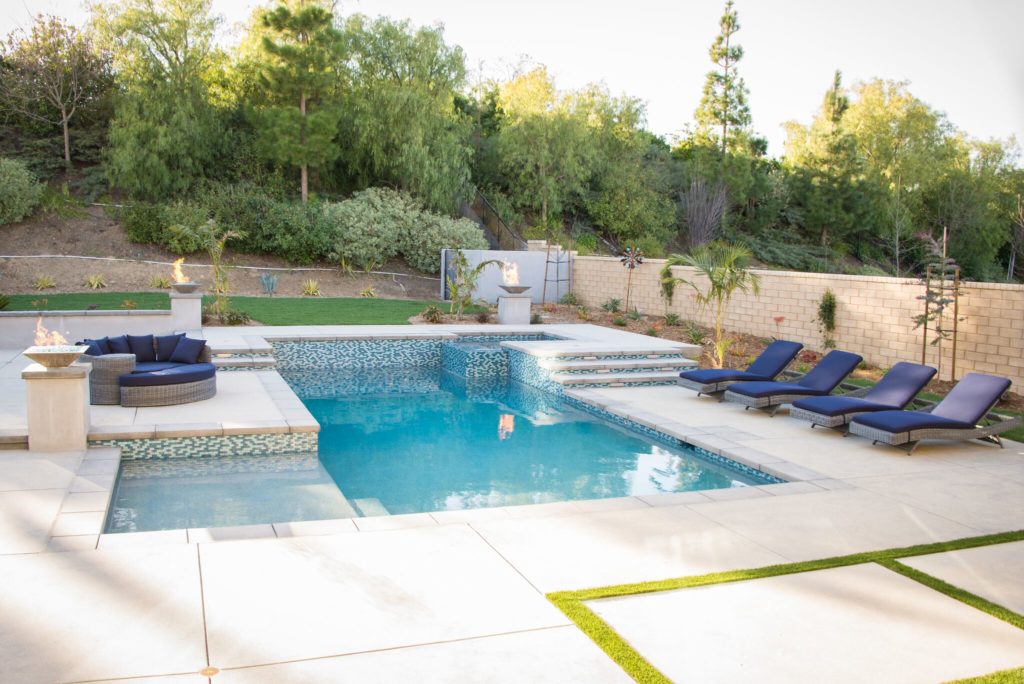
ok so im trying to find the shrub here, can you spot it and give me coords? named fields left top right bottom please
left=576, top=305, right=590, bottom=321
left=120, top=202, right=168, bottom=244
left=33, top=275, right=56, bottom=290
left=84, top=274, right=106, bottom=289
left=817, top=288, right=838, bottom=349
left=574, top=232, right=598, bottom=255
left=323, top=188, right=416, bottom=271
left=559, top=292, right=580, bottom=306
left=360, top=286, right=377, bottom=298
left=269, top=201, right=334, bottom=265
left=420, top=305, right=443, bottom=323
left=120, top=299, right=137, bottom=309
left=530, top=313, right=542, bottom=324
left=602, top=298, right=621, bottom=313
left=221, top=309, right=252, bottom=326
left=612, top=316, right=627, bottom=326
left=164, top=201, right=214, bottom=254
left=645, top=327, right=660, bottom=337
left=475, top=310, right=491, bottom=323
left=0, top=158, right=44, bottom=225
left=31, top=298, right=48, bottom=309
left=664, top=313, right=680, bottom=326
left=627, top=307, right=643, bottom=321
left=401, top=213, right=488, bottom=274
left=150, top=275, right=171, bottom=289
left=633, top=235, right=666, bottom=259
left=0, top=294, right=9, bottom=310
left=301, top=278, right=321, bottom=296
left=685, top=322, right=706, bottom=345
left=201, top=182, right=277, bottom=252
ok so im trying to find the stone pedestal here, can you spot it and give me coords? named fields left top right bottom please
left=21, top=363, right=91, bottom=452
left=170, top=291, right=203, bottom=331
left=498, top=295, right=532, bottom=325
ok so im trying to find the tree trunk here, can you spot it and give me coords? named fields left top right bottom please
left=300, top=91, right=308, bottom=203
left=61, top=110, right=71, bottom=170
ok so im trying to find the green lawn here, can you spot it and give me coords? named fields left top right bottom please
left=1, top=291, right=473, bottom=326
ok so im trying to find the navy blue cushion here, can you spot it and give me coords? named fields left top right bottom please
left=133, top=362, right=183, bottom=373
left=155, top=333, right=185, bottom=362
left=78, top=339, right=106, bottom=357
left=728, top=381, right=826, bottom=399
left=680, top=368, right=770, bottom=384
left=80, top=337, right=111, bottom=355
left=852, top=410, right=973, bottom=434
left=746, top=340, right=804, bottom=379
left=127, top=334, right=156, bottom=362
left=169, top=337, right=206, bottom=364
left=119, top=362, right=216, bottom=387
left=107, top=335, right=130, bottom=354
left=792, top=395, right=895, bottom=417
left=797, top=350, right=863, bottom=393
left=863, top=362, right=936, bottom=408
left=931, top=373, right=1012, bottom=425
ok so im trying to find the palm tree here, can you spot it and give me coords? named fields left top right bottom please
left=660, top=241, right=759, bottom=368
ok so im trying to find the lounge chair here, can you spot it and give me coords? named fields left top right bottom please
left=677, top=340, right=803, bottom=399
left=847, top=372, right=1021, bottom=453
left=788, top=362, right=936, bottom=430
left=722, top=350, right=863, bottom=416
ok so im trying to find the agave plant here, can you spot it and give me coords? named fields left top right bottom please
left=619, top=245, right=644, bottom=312
left=661, top=241, right=760, bottom=368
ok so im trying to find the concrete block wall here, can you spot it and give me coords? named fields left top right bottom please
left=572, top=256, right=1024, bottom=386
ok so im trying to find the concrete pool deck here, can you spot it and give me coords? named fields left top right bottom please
left=1, top=324, right=1023, bottom=681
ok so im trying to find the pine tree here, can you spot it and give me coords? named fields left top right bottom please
left=254, top=1, right=342, bottom=202
left=694, top=0, right=751, bottom=155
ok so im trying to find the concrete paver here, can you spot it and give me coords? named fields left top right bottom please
left=900, top=541, right=1024, bottom=615
left=589, top=563, right=1024, bottom=684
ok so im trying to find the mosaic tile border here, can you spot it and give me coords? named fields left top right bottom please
left=562, top=395, right=783, bottom=485
left=92, top=431, right=318, bottom=460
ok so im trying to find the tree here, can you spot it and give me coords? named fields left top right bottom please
left=93, top=0, right=228, bottom=198
left=660, top=241, right=760, bottom=368
left=0, top=15, right=111, bottom=169
left=251, top=1, right=342, bottom=202
left=334, top=15, right=472, bottom=211
left=494, top=67, right=595, bottom=229
left=693, top=0, right=752, bottom=155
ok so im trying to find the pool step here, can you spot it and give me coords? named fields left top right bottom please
left=352, top=498, right=390, bottom=517
left=553, top=370, right=685, bottom=387
left=540, top=357, right=695, bottom=373
left=213, top=355, right=277, bottom=370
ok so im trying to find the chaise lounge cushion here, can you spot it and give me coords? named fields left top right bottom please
left=155, top=333, right=185, bottom=361
left=851, top=410, right=973, bottom=434
left=680, top=368, right=772, bottom=384
left=726, top=381, right=823, bottom=399
left=792, top=395, right=896, bottom=417
left=169, top=336, right=207, bottom=364
left=107, top=335, right=131, bottom=354
left=127, top=334, right=156, bottom=362
left=119, top=362, right=216, bottom=387
left=133, top=361, right=184, bottom=373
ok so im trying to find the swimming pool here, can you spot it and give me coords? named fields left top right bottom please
left=104, top=338, right=777, bottom=533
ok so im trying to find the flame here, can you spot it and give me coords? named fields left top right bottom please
left=502, top=261, right=519, bottom=286
left=498, top=414, right=515, bottom=440
left=34, top=317, right=69, bottom=346
left=171, top=258, right=188, bottom=283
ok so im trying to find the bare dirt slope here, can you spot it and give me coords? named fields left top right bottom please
left=0, top=206, right=440, bottom=299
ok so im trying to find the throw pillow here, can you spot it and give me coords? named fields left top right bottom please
left=155, top=333, right=186, bottom=361
left=169, top=336, right=207, bottom=364
left=127, top=334, right=156, bottom=362
left=107, top=335, right=130, bottom=354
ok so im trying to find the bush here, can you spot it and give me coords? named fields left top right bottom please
left=602, top=298, right=621, bottom=313
left=0, top=158, right=44, bottom=225
left=559, top=292, right=580, bottom=306
left=120, top=202, right=168, bottom=244
left=574, top=232, right=598, bottom=255
left=323, top=188, right=417, bottom=271
left=401, top=213, right=488, bottom=274
left=420, top=305, right=443, bottom=323
left=163, top=201, right=211, bottom=254
left=202, top=182, right=278, bottom=253
left=633, top=235, right=666, bottom=259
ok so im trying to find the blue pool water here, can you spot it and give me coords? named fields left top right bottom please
left=105, top=368, right=775, bottom=533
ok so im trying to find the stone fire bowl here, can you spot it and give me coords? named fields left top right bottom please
left=499, top=285, right=531, bottom=295
left=23, top=345, right=90, bottom=368
left=171, top=281, right=200, bottom=294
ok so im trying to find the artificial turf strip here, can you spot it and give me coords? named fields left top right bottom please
left=878, top=558, right=1024, bottom=631
left=3, top=291, right=172, bottom=310
left=547, top=529, right=1024, bottom=682
left=947, top=667, right=1024, bottom=684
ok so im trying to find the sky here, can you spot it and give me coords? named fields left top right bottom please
left=3, top=0, right=1022, bottom=158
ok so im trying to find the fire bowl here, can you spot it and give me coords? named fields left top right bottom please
left=24, top=345, right=90, bottom=368
left=171, top=281, right=200, bottom=294
left=499, top=285, right=531, bottom=295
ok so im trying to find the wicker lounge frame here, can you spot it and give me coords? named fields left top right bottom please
left=789, top=392, right=936, bottom=430
left=680, top=369, right=804, bottom=401
left=848, top=407, right=1022, bottom=454
left=82, top=345, right=214, bottom=407
left=724, top=378, right=862, bottom=417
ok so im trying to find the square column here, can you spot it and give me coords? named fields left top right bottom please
left=170, top=291, right=203, bottom=331
left=498, top=295, right=532, bottom=325
left=22, top=363, right=91, bottom=452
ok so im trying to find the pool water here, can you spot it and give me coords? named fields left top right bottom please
left=105, top=370, right=775, bottom=533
